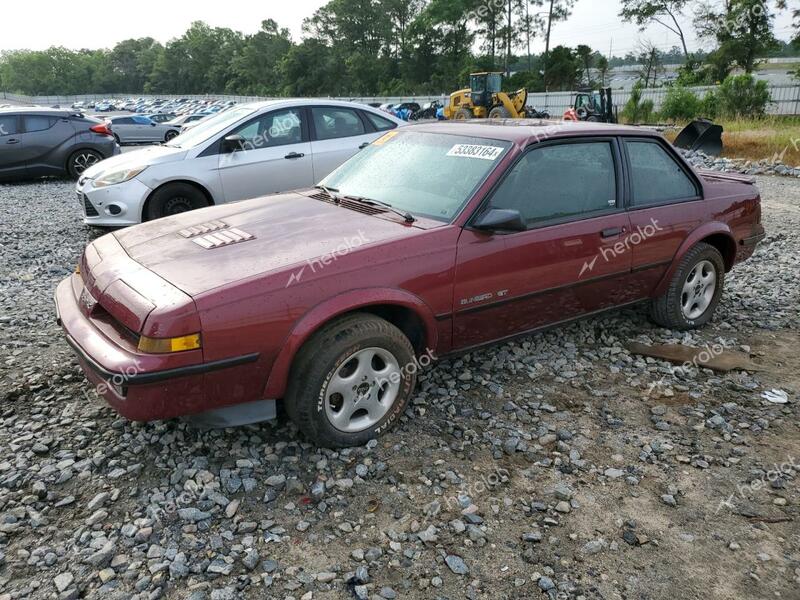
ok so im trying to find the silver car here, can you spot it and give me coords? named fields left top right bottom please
left=77, top=99, right=406, bottom=225
left=107, top=115, right=181, bottom=144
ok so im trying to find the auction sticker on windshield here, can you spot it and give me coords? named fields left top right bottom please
left=446, top=144, right=504, bottom=160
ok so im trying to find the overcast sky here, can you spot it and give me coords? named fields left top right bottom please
left=0, top=0, right=795, bottom=56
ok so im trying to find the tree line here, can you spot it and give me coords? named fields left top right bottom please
left=0, top=0, right=797, bottom=97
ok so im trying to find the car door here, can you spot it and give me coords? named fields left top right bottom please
left=217, top=107, right=314, bottom=203
left=111, top=117, right=136, bottom=142
left=0, top=114, right=25, bottom=179
left=131, top=116, right=158, bottom=142
left=308, top=106, right=379, bottom=181
left=622, top=137, right=705, bottom=294
left=19, top=115, right=76, bottom=175
left=452, top=138, right=635, bottom=350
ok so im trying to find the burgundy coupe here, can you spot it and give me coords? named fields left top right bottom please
left=55, top=121, right=765, bottom=447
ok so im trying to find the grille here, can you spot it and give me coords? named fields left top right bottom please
left=309, top=191, right=387, bottom=217
left=82, top=194, right=99, bottom=217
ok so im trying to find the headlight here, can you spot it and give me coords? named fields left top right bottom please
left=93, top=166, right=148, bottom=188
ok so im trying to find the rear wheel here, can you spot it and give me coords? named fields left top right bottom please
left=489, top=106, right=512, bottom=119
left=650, top=243, right=725, bottom=330
left=284, top=314, right=417, bottom=448
left=454, top=108, right=473, bottom=120
left=144, top=183, right=209, bottom=221
left=67, top=149, right=102, bottom=180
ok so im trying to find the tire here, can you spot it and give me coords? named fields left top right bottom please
left=164, top=130, right=179, bottom=142
left=144, top=183, right=209, bottom=221
left=113, top=134, right=121, bottom=145
left=489, top=106, right=512, bottom=119
left=650, top=243, right=725, bottom=330
left=67, top=149, right=103, bottom=180
left=454, top=108, right=473, bottom=120
left=284, top=313, right=418, bottom=448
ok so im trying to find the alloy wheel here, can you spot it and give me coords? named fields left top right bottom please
left=681, top=260, right=717, bottom=320
left=323, top=347, right=402, bottom=433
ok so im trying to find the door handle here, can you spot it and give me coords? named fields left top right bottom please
left=284, top=152, right=305, bottom=159
left=601, top=227, right=625, bottom=238
left=359, top=142, right=370, bottom=150
left=6, top=139, right=19, bottom=144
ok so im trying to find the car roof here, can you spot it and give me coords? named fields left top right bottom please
left=0, top=106, right=82, bottom=116
left=403, top=119, right=664, bottom=144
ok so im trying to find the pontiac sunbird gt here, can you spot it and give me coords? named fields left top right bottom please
left=55, top=121, right=765, bottom=447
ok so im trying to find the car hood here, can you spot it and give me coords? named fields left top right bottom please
left=112, top=191, right=428, bottom=297
left=82, top=144, right=188, bottom=179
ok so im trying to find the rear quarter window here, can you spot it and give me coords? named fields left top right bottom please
left=23, top=115, right=56, bottom=132
left=626, top=139, right=699, bottom=206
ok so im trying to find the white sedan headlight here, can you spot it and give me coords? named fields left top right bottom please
left=93, top=166, right=148, bottom=188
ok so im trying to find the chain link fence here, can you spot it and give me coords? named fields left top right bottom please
left=3, top=84, right=800, bottom=115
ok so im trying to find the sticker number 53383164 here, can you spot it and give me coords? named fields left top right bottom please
left=446, top=144, right=504, bottom=160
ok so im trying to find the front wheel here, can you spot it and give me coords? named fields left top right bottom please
left=650, top=243, right=725, bottom=330
left=144, top=183, right=209, bottom=221
left=489, top=106, right=512, bottom=119
left=164, top=130, right=179, bottom=142
left=284, top=314, right=418, bottom=448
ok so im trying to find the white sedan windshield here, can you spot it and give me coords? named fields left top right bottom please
left=321, top=131, right=512, bottom=222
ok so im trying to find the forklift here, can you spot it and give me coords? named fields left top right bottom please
left=563, top=88, right=617, bottom=123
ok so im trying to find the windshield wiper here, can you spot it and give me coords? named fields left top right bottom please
left=313, top=184, right=341, bottom=204
left=341, top=194, right=416, bottom=224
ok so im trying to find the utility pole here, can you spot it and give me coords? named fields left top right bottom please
left=543, top=0, right=555, bottom=92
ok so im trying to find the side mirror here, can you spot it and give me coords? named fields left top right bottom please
left=222, top=134, right=246, bottom=153
left=472, top=208, right=526, bottom=233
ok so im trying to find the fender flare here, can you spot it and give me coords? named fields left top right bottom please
left=653, top=222, right=735, bottom=297
left=263, top=288, right=439, bottom=399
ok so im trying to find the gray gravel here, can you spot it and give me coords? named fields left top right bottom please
left=0, top=174, right=798, bottom=600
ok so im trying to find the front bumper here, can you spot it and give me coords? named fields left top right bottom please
left=78, top=176, right=152, bottom=227
left=55, top=275, right=259, bottom=421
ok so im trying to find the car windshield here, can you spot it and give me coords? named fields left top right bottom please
left=164, top=107, right=256, bottom=149
left=320, top=131, right=511, bottom=222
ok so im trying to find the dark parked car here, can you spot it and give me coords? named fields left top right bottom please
left=0, top=108, right=120, bottom=180
left=56, top=121, right=764, bottom=447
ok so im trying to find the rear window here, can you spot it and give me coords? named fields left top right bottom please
left=312, top=107, right=366, bottom=140
left=23, top=115, right=56, bottom=132
left=0, top=115, right=18, bottom=136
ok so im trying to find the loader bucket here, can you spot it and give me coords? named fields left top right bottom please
left=673, top=119, right=724, bottom=156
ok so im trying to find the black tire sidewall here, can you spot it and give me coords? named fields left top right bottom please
left=287, top=316, right=417, bottom=447
left=145, top=183, right=207, bottom=221
left=664, top=245, right=725, bottom=329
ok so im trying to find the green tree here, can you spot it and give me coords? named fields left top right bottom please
left=575, top=44, right=594, bottom=85
left=696, top=0, right=779, bottom=74
left=541, top=0, right=576, bottom=90
left=716, top=73, right=771, bottom=117
left=619, top=0, right=692, bottom=60
left=542, top=45, right=581, bottom=90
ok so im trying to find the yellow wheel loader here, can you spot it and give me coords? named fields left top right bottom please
left=443, top=72, right=530, bottom=120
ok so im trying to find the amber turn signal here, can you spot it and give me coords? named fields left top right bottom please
left=138, top=333, right=202, bottom=354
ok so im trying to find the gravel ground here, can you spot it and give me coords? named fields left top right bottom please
left=0, top=174, right=798, bottom=600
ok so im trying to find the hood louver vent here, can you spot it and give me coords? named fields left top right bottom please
left=178, top=220, right=230, bottom=239
left=192, top=227, right=255, bottom=249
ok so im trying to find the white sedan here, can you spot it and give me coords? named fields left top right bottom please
left=77, top=99, right=406, bottom=226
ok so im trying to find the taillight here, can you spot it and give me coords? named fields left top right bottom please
left=90, top=123, right=113, bottom=136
